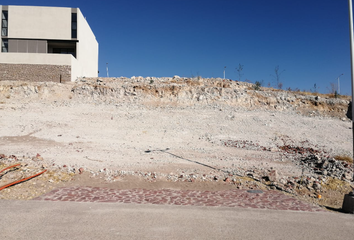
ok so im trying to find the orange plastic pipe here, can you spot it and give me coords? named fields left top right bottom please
left=0, top=163, right=21, bottom=174
left=0, top=169, right=47, bottom=191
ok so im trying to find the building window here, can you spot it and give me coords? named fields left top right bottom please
left=48, top=40, right=77, bottom=58
left=71, top=13, right=77, bottom=38
left=1, top=39, right=8, bottom=52
left=1, top=11, right=8, bottom=37
left=53, top=48, right=76, bottom=58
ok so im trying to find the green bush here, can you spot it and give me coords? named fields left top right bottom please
left=253, top=81, right=262, bottom=91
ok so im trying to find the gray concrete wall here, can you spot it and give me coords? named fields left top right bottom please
left=7, top=6, right=72, bottom=40
left=0, top=52, right=73, bottom=65
left=76, top=8, right=98, bottom=78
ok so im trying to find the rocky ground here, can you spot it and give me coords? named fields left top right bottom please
left=0, top=76, right=353, bottom=210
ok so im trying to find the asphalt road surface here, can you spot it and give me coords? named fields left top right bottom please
left=1, top=200, right=353, bottom=240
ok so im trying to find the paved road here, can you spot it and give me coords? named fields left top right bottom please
left=1, top=199, right=353, bottom=240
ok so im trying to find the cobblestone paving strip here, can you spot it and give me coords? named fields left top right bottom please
left=33, top=187, right=326, bottom=212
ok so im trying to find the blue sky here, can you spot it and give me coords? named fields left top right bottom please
left=2, top=0, right=353, bottom=94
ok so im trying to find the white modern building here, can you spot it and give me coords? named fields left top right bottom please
left=0, top=5, right=98, bottom=82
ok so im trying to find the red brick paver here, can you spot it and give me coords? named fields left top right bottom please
left=34, top=187, right=325, bottom=212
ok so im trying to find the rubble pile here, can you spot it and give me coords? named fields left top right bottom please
left=300, top=155, right=353, bottom=181
left=223, top=139, right=271, bottom=151
left=220, top=138, right=353, bottom=195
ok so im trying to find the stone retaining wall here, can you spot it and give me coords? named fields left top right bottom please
left=0, top=63, right=71, bottom=82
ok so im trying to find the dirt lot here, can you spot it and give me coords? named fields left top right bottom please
left=0, top=78, right=353, bottom=210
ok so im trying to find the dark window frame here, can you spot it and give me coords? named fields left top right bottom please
left=53, top=47, right=76, bottom=57
left=47, top=40, right=77, bottom=58
left=1, top=39, right=8, bottom=52
left=71, top=13, right=77, bottom=38
left=1, top=10, right=8, bottom=37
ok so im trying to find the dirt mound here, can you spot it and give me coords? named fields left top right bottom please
left=0, top=77, right=350, bottom=118
left=0, top=77, right=353, bottom=211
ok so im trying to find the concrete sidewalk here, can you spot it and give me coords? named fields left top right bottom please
left=1, top=200, right=353, bottom=239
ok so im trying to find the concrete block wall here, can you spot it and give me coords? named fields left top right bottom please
left=0, top=63, right=71, bottom=82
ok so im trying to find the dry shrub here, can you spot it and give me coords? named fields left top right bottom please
left=322, top=177, right=352, bottom=191
left=262, top=86, right=351, bottom=100
left=252, top=92, right=269, bottom=104
left=294, top=91, right=350, bottom=100
left=169, top=80, right=183, bottom=84
left=334, top=155, right=353, bottom=164
left=185, top=80, right=202, bottom=86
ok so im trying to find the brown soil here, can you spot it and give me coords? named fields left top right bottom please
left=1, top=161, right=352, bottom=212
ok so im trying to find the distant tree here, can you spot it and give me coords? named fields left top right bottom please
left=310, top=83, right=318, bottom=93
left=327, top=82, right=339, bottom=98
left=197, top=71, right=201, bottom=80
left=327, top=82, right=335, bottom=94
left=235, top=64, right=244, bottom=81
left=271, top=65, right=285, bottom=89
left=254, top=81, right=263, bottom=91
left=278, top=82, right=283, bottom=89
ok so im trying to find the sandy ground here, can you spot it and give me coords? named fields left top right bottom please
left=0, top=100, right=352, bottom=175
left=0, top=82, right=353, bottom=209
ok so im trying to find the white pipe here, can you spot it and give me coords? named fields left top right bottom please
left=348, top=0, right=354, bottom=183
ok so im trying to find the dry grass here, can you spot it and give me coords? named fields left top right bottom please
left=185, top=80, right=202, bottom=86
left=251, top=84, right=351, bottom=100
left=299, top=91, right=351, bottom=100
left=289, top=90, right=351, bottom=100
left=322, top=177, right=352, bottom=191
left=334, top=155, right=353, bottom=164
left=169, top=79, right=184, bottom=85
